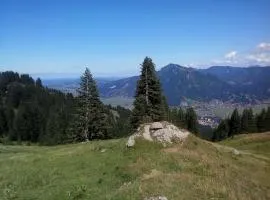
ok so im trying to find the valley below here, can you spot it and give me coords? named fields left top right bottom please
left=43, top=64, right=270, bottom=129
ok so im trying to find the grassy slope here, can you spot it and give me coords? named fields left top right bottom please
left=0, top=134, right=270, bottom=200
left=220, top=132, right=270, bottom=157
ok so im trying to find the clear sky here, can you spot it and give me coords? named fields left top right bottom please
left=1, top=0, right=270, bottom=78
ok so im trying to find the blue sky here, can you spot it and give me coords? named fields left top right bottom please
left=1, top=0, right=270, bottom=78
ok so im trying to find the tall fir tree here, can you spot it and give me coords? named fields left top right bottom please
left=131, top=57, right=165, bottom=128
left=229, top=108, right=241, bottom=137
left=161, top=95, right=169, bottom=121
left=35, top=78, right=43, bottom=88
left=247, top=108, right=257, bottom=133
left=0, top=105, right=8, bottom=137
left=185, top=107, right=199, bottom=135
left=265, top=107, right=270, bottom=131
left=178, top=108, right=186, bottom=128
left=257, top=108, right=266, bottom=132
left=74, top=68, right=107, bottom=141
left=241, top=109, right=249, bottom=133
left=13, top=103, right=43, bottom=142
left=212, top=119, right=229, bottom=141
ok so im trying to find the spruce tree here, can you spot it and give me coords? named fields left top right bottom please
left=161, top=95, right=169, bottom=121
left=131, top=57, right=165, bottom=128
left=247, top=108, right=257, bottom=133
left=178, top=108, right=186, bottom=128
left=229, top=108, right=241, bottom=137
left=265, top=107, right=270, bottom=131
left=212, top=119, right=229, bottom=141
left=0, top=105, right=8, bottom=137
left=257, top=108, right=266, bottom=132
left=74, top=68, right=107, bottom=141
left=185, top=107, right=199, bottom=135
left=13, top=103, right=43, bottom=142
left=35, top=78, right=43, bottom=88
left=241, top=109, right=249, bottom=133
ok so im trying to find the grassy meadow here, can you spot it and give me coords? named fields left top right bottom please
left=0, top=133, right=270, bottom=200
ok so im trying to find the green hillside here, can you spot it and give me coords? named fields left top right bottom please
left=1, top=134, right=270, bottom=200
left=220, top=132, right=270, bottom=156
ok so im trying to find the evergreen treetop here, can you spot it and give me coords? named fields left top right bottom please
left=131, top=57, right=165, bottom=128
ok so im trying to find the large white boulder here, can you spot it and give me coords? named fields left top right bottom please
left=126, top=121, right=190, bottom=147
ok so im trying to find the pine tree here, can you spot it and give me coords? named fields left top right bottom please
left=161, top=95, right=169, bottom=121
left=229, top=108, right=241, bottom=137
left=131, top=57, right=165, bottom=128
left=0, top=105, right=8, bottom=137
left=265, top=107, right=270, bottom=131
left=42, top=110, right=64, bottom=145
left=74, top=68, right=107, bottom=141
left=185, top=107, right=199, bottom=135
left=170, top=108, right=178, bottom=124
left=178, top=108, right=186, bottom=128
left=247, top=108, right=257, bottom=133
left=241, top=109, right=249, bottom=133
left=212, top=119, right=229, bottom=141
left=257, top=108, right=266, bottom=132
left=35, top=78, right=43, bottom=88
left=13, top=103, right=43, bottom=142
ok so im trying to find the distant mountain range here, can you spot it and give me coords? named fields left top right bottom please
left=43, top=64, right=270, bottom=106
left=99, top=64, right=270, bottom=105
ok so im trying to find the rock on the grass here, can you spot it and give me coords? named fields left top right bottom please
left=232, top=149, right=240, bottom=155
left=126, top=135, right=136, bottom=147
left=144, top=196, right=168, bottom=200
left=126, top=121, right=190, bottom=147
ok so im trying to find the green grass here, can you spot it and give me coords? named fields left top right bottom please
left=1, top=134, right=270, bottom=200
left=220, top=132, right=270, bottom=156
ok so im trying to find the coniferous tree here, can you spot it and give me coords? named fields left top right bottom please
left=241, top=109, right=249, bottom=133
left=161, top=95, right=169, bottom=121
left=247, top=108, right=257, bottom=133
left=212, top=119, right=229, bottom=141
left=257, top=108, right=266, bottom=132
left=13, top=103, right=43, bottom=142
left=131, top=57, right=165, bottom=128
left=178, top=108, right=186, bottom=128
left=185, top=107, right=199, bottom=135
left=0, top=105, right=8, bottom=137
left=229, top=108, right=241, bottom=137
left=74, top=68, right=107, bottom=141
left=0, top=71, right=76, bottom=144
left=42, top=110, right=66, bottom=145
left=35, top=78, right=43, bottom=88
left=265, top=107, right=270, bottom=131
left=170, top=108, right=178, bottom=124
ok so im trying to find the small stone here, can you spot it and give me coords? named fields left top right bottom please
left=100, top=149, right=106, bottom=153
left=232, top=149, right=240, bottom=155
left=126, top=136, right=135, bottom=147
left=144, top=196, right=168, bottom=200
